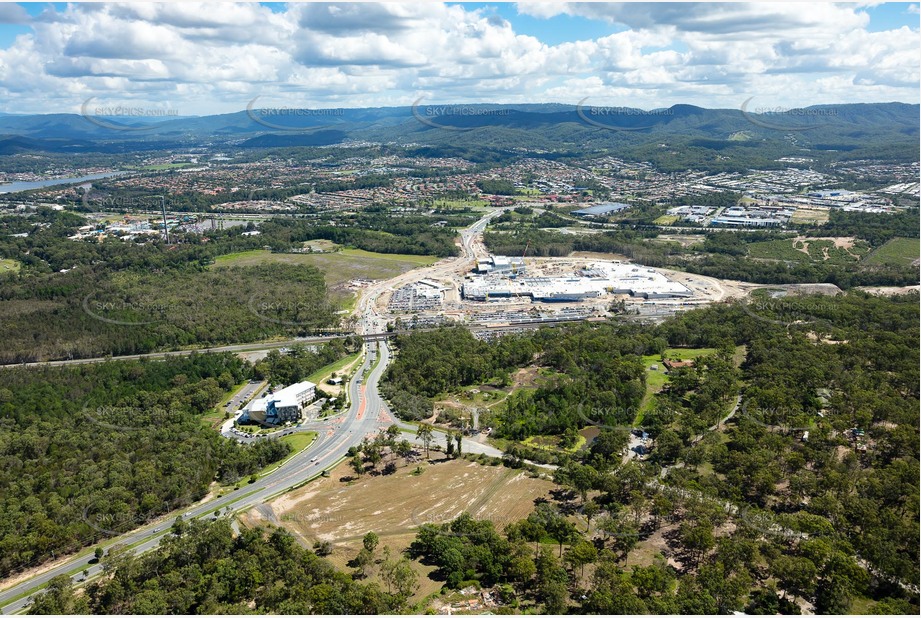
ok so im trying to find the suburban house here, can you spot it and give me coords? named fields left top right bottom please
left=662, top=359, right=695, bottom=372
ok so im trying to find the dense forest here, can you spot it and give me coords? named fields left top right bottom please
left=257, top=210, right=471, bottom=258
left=18, top=292, right=919, bottom=614
left=0, top=262, right=337, bottom=363
left=380, top=326, right=537, bottom=422
left=0, top=210, right=359, bottom=362
left=380, top=292, right=919, bottom=613
left=0, top=355, right=292, bottom=579
left=253, top=338, right=361, bottom=386
left=803, top=208, right=920, bottom=246
left=0, top=205, right=465, bottom=276
left=28, top=520, right=405, bottom=614
left=0, top=206, right=467, bottom=362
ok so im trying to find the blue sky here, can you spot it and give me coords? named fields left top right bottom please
left=0, top=2, right=917, bottom=115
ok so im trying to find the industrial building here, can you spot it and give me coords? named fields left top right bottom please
left=463, top=261, right=692, bottom=302
left=710, top=215, right=784, bottom=227
left=475, top=255, right=526, bottom=275
left=240, top=381, right=316, bottom=425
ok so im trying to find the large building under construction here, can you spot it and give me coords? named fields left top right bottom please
left=462, top=261, right=692, bottom=302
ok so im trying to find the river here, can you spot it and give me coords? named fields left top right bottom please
left=0, top=171, right=126, bottom=194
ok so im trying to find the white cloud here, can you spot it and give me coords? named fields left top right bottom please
left=0, top=1, right=916, bottom=115
left=0, top=3, right=29, bottom=25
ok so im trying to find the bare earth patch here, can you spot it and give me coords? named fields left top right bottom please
left=239, top=457, right=554, bottom=606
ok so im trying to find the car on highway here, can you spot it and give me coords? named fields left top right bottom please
left=309, top=456, right=318, bottom=463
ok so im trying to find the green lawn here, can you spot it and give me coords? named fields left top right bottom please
left=306, top=351, right=361, bottom=384
left=212, top=249, right=264, bottom=264
left=636, top=348, right=717, bottom=423
left=338, top=248, right=439, bottom=266
left=0, top=258, right=21, bottom=274
left=864, top=237, right=920, bottom=267
left=214, top=248, right=437, bottom=270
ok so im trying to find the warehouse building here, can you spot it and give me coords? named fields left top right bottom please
left=463, top=262, right=692, bottom=302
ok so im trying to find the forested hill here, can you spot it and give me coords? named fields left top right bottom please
left=0, top=103, right=917, bottom=162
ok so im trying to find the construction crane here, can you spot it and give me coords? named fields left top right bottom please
left=512, top=240, right=530, bottom=277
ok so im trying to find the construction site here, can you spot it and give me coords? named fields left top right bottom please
left=370, top=250, right=734, bottom=332
left=362, top=208, right=762, bottom=333
left=462, top=260, right=693, bottom=302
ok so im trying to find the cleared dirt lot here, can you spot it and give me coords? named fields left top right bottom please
left=240, top=457, right=555, bottom=603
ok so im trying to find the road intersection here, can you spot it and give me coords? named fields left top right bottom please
left=0, top=209, right=507, bottom=614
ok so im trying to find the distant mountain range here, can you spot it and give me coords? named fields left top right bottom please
left=0, top=102, right=917, bottom=161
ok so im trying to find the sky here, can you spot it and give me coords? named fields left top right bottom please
left=0, top=1, right=918, bottom=116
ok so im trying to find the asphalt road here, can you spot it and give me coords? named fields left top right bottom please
left=0, top=208, right=514, bottom=613
left=0, top=337, right=340, bottom=369
left=0, top=341, right=392, bottom=613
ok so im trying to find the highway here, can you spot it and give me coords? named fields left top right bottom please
left=0, top=338, right=458, bottom=613
left=0, top=208, right=510, bottom=613
left=0, top=337, right=505, bottom=614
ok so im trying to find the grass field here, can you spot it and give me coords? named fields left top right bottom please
left=654, top=215, right=680, bottom=225
left=338, top=248, right=439, bottom=266
left=302, top=239, right=340, bottom=252
left=791, top=207, right=830, bottom=224
left=650, top=234, right=705, bottom=248
left=212, top=249, right=438, bottom=306
left=747, top=239, right=812, bottom=262
left=747, top=237, right=869, bottom=264
left=864, top=237, right=920, bottom=267
left=432, top=198, right=488, bottom=210
left=306, top=351, right=361, bottom=386
left=245, top=456, right=554, bottom=604
left=523, top=433, right=587, bottom=452
left=0, top=258, right=21, bottom=274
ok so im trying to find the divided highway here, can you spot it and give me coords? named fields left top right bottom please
left=0, top=209, right=509, bottom=614
left=1, top=340, right=391, bottom=613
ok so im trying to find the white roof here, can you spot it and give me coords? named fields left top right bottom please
left=245, top=398, right=268, bottom=413
left=247, top=381, right=315, bottom=412
left=273, top=381, right=315, bottom=399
